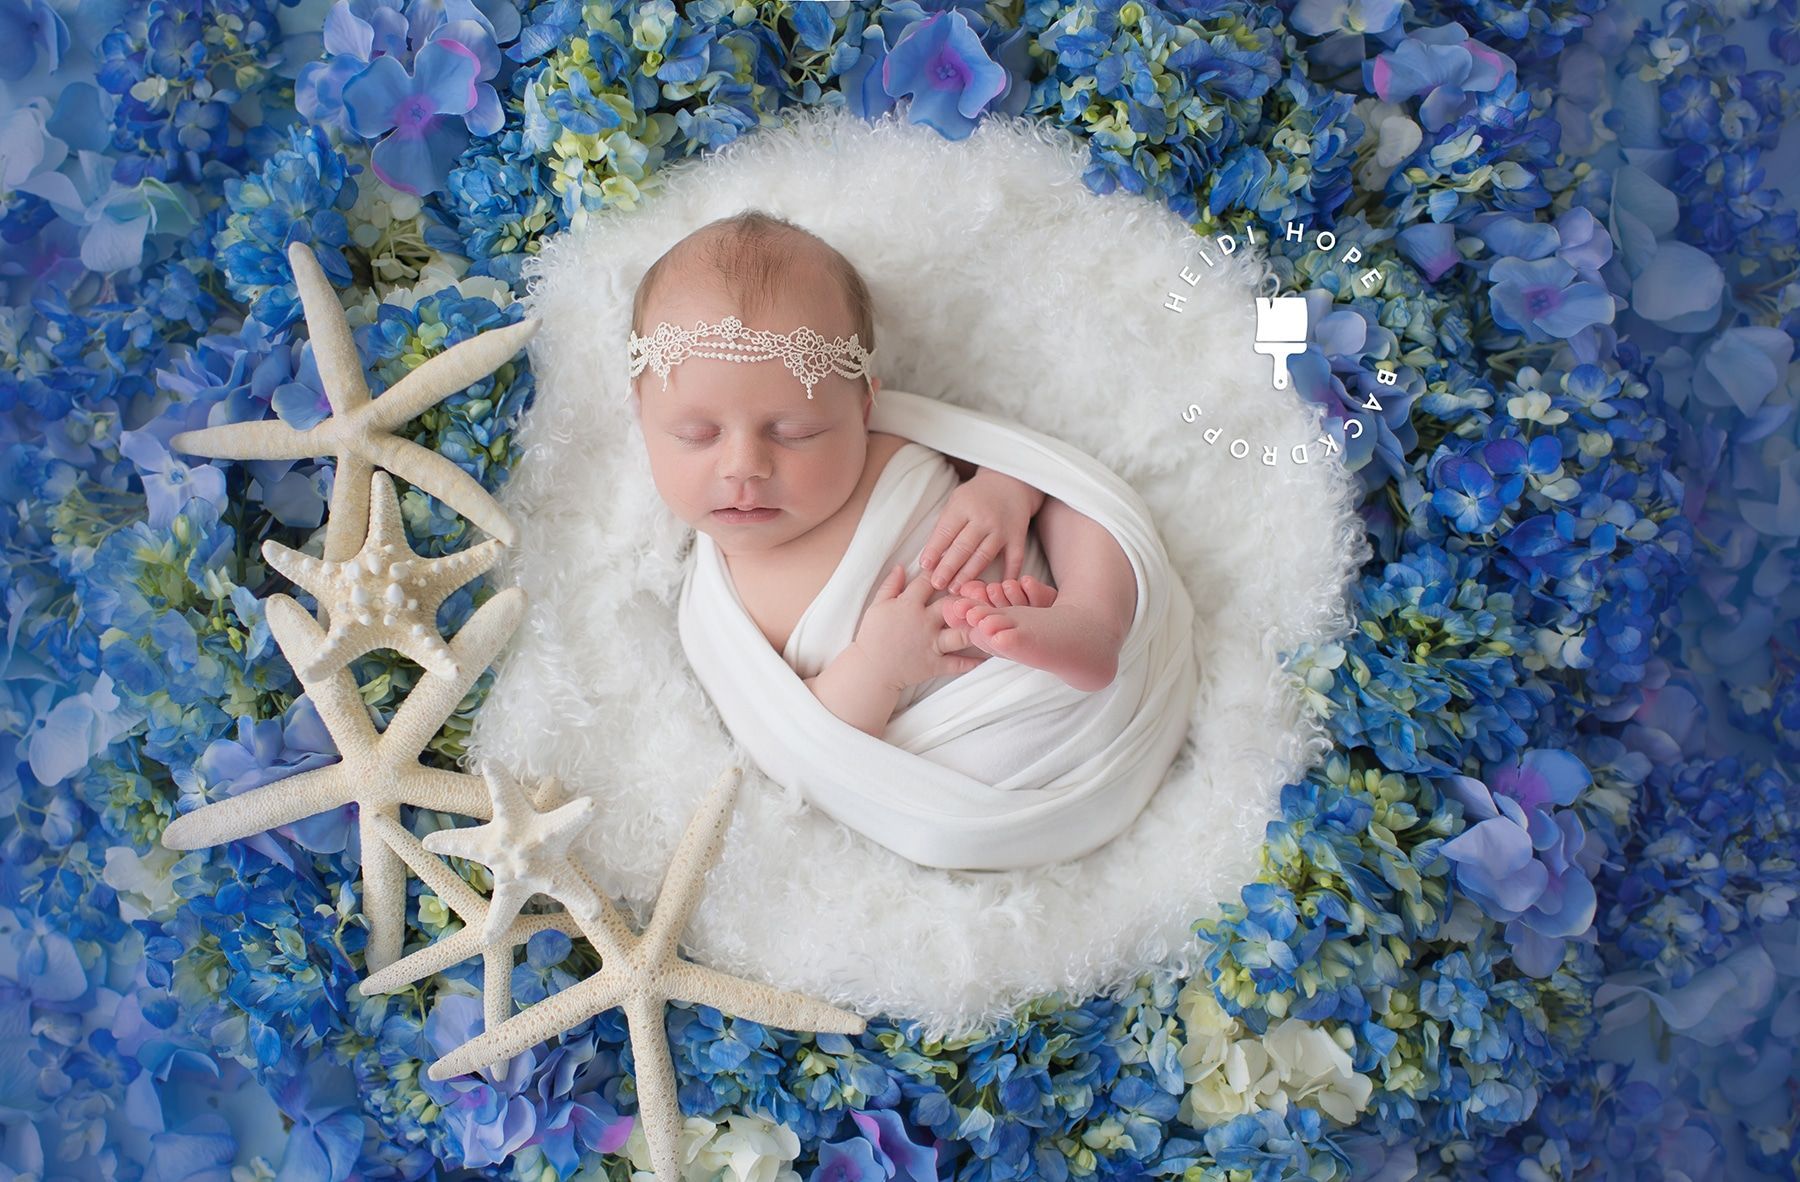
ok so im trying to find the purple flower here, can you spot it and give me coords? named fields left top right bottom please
left=1487, top=747, right=1590, bottom=813
left=420, top=994, right=539, bottom=1169
left=1365, top=23, right=1514, bottom=132
left=342, top=39, right=481, bottom=195
left=881, top=11, right=1009, bottom=141
left=1397, top=221, right=1461, bottom=282
left=1488, top=255, right=1615, bottom=342
left=1440, top=753, right=1603, bottom=977
left=848, top=1108, right=938, bottom=1182
left=182, top=698, right=345, bottom=867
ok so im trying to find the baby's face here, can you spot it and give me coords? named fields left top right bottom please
left=633, top=294, right=879, bottom=558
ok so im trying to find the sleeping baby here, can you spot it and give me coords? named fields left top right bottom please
left=627, top=211, right=1143, bottom=737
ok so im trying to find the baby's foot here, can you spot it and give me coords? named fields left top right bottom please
left=940, top=575, right=1054, bottom=631
left=948, top=580, right=1124, bottom=693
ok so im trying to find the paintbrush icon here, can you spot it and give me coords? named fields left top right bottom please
left=1253, top=295, right=1310, bottom=390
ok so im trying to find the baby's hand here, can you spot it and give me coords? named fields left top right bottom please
left=851, top=565, right=985, bottom=691
left=919, top=469, right=1047, bottom=589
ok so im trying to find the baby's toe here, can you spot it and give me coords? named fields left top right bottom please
left=942, top=596, right=973, bottom=627
left=1020, top=574, right=1058, bottom=607
left=999, top=579, right=1029, bottom=607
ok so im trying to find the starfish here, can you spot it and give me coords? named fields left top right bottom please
left=359, top=811, right=586, bottom=1034
left=422, top=765, right=596, bottom=944
left=419, top=765, right=869, bottom=1182
left=260, top=469, right=504, bottom=682
left=171, top=241, right=537, bottom=561
left=160, top=585, right=527, bottom=971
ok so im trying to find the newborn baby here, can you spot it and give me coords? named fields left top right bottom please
left=630, top=211, right=1139, bottom=737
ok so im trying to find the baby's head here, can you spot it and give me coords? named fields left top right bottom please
left=629, top=210, right=882, bottom=558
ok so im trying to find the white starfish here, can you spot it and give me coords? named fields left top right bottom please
left=422, top=766, right=595, bottom=944
left=418, top=765, right=869, bottom=1182
left=160, top=586, right=527, bottom=971
left=260, top=469, right=504, bottom=682
left=359, top=811, right=586, bottom=1034
left=171, top=241, right=536, bottom=561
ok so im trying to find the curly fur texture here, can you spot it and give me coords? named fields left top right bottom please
left=467, top=105, right=1368, bottom=1040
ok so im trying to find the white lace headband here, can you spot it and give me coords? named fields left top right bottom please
left=626, top=315, right=877, bottom=400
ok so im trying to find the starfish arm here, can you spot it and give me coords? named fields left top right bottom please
left=323, top=453, right=376, bottom=566
left=359, top=925, right=487, bottom=996
left=288, top=241, right=372, bottom=416
left=356, top=432, right=518, bottom=547
left=427, top=970, right=627, bottom=1081
left=640, top=766, right=743, bottom=967
left=259, top=540, right=333, bottom=601
left=378, top=587, right=525, bottom=760
left=365, top=469, right=408, bottom=551
left=265, top=595, right=381, bottom=757
left=300, top=621, right=386, bottom=684
left=160, top=762, right=356, bottom=850
left=363, top=807, right=409, bottom=971
left=170, top=419, right=321, bottom=462
left=403, top=767, right=498, bottom=820
left=371, top=814, right=487, bottom=917
left=481, top=881, right=537, bottom=945
left=363, top=317, right=539, bottom=435
left=416, top=539, right=505, bottom=606
left=403, top=629, right=462, bottom=681
left=664, top=961, right=868, bottom=1037
left=418, top=822, right=489, bottom=865
left=483, top=944, right=515, bottom=1033
left=557, top=867, right=637, bottom=963
left=623, top=990, right=685, bottom=1182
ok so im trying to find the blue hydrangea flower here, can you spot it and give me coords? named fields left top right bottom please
left=343, top=40, right=481, bottom=195
left=0, top=0, right=67, bottom=80
left=881, top=11, right=1009, bottom=141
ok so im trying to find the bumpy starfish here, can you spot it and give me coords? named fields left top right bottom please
left=160, top=586, right=527, bottom=971
left=261, top=469, right=504, bottom=682
left=172, top=241, right=536, bottom=560
left=422, top=765, right=596, bottom=944
left=359, top=811, right=586, bottom=1034
left=418, top=765, right=869, bottom=1182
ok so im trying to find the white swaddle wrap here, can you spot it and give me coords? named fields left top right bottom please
left=678, top=389, right=1199, bottom=871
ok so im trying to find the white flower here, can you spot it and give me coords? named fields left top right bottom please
left=102, top=844, right=182, bottom=923
left=626, top=1112, right=803, bottom=1182
left=1175, top=979, right=1374, bottom=1129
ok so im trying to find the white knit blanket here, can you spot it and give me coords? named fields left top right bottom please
left=678, top=390, right=1200, bottom=871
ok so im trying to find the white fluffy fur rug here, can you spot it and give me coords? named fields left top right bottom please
left=465, top=105, right=1367, bottom=1040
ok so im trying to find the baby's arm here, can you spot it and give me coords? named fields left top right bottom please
left=803, top=646, right=901, bottom=738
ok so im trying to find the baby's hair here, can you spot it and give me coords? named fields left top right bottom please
left=630, top=209, right=877, bottom=375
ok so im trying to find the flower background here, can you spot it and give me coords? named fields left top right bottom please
left=4, top=0, right=1799, bottom=1179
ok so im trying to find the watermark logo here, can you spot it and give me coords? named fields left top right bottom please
left=1162, top=221, right=1430, bottom=468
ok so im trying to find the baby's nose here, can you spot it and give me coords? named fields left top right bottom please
left=719, top=435, right=773, bottom=479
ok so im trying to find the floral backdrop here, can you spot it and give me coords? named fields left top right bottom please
left=4, top=0, right=1799, bottom=1178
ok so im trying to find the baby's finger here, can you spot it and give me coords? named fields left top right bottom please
left=918, top=516, right=966, bottom=572
left=933, top=524, right=985, bottom=588
left=949, top=534, right=1001, bottom=589
left=876, top=564, right=905, bottom=599
left=904, top=570, right=938, bottom=602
